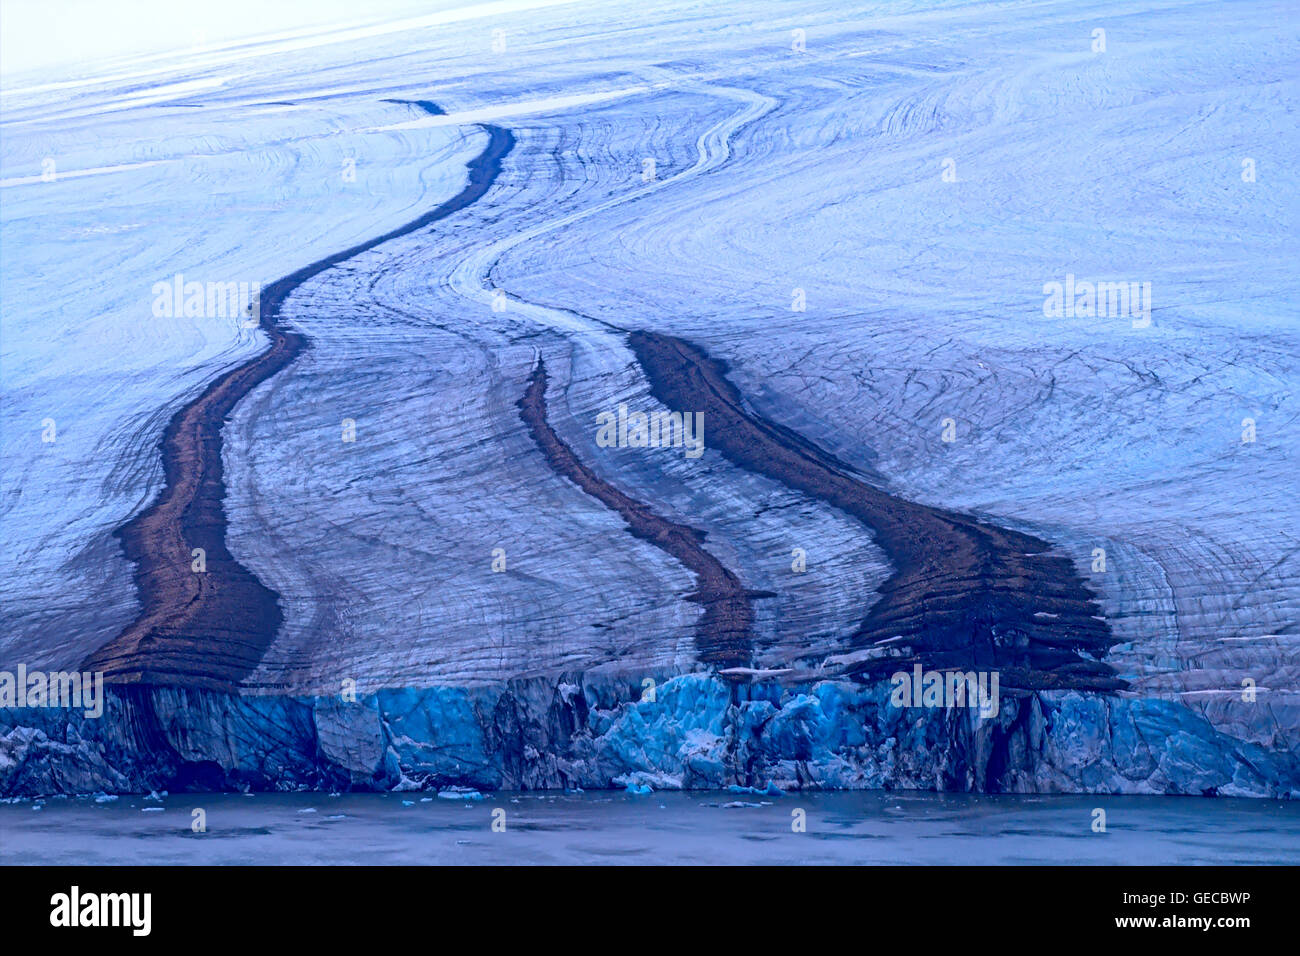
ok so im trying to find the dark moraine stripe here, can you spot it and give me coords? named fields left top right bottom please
left=518, top=358, right=753, bottom=670
left=626, top=331, right=1125, bottom=692
left=86, top=104, right=514, bottom=690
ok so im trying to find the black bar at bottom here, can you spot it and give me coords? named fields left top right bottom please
left=0, top=865, right=1287, bottom=941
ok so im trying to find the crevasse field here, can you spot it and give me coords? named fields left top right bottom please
left=1, top=0, right=1297, bottom=803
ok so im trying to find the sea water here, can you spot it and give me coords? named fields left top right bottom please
left=2, top=791, right=1296, bottom=865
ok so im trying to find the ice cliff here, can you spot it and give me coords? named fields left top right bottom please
left=4, top=673, right=1295, bottom=797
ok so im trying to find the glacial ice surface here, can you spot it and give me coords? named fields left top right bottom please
left=2, top=0, right=1297, bottom=794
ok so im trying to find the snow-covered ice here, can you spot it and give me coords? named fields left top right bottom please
left=1, top=0, right=1296, bottom=795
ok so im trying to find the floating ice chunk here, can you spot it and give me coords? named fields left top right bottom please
left=727, top=783, right=784, bottom=797
left=437, top=787, right=484, bottom=800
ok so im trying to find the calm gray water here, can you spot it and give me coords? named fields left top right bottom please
left=2, top=791, right=1297, bottom=865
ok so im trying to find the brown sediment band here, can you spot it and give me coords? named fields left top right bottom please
left=626, top=331, right=1125, bottom=692
left=518, top=358, right=753, bottom=669
left=85, top=109, right=515, bottom=690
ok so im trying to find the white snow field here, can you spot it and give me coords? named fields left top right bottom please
left=1, top=0, right=1296, bottom=793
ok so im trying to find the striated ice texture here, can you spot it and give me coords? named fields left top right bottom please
left=2, top=0, right=1297, bottom=795
left=3, top=674, right=1295, bottom=797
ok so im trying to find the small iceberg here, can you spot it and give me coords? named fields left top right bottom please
left=437, top=787, right=484, bottom=801
left=727, top=783, right=784, bottom=797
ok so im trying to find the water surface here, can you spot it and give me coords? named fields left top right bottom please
left=3, top=792, right=1296, bottom=865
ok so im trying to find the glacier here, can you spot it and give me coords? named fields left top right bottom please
left=4, top=674, right=1296, bottom=797
left=1, top=0, right=1297, bottom=798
